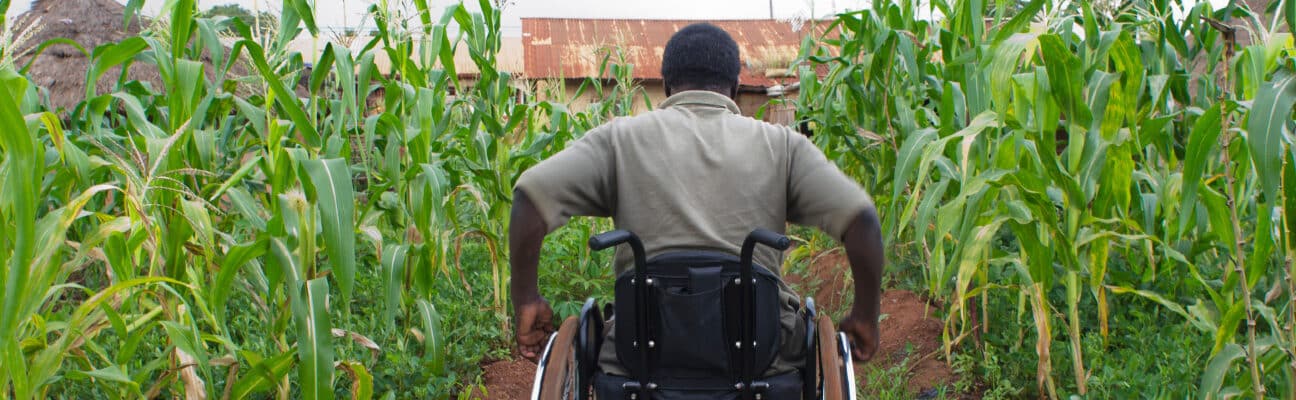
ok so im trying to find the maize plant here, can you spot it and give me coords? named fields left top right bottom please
left=0, top=0, right=634, bottom=396
left=799, top=0, right=1296, bottom=397
left=4, top=0, right=1295, bottom=397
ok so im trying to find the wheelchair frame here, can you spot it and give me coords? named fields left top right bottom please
left=531, top=229, right=858, bottom=400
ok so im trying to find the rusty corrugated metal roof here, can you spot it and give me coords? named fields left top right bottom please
left=522, top=18, right=824, bottom=87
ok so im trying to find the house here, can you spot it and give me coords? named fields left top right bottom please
left=521, top=18, right=825, bottom=125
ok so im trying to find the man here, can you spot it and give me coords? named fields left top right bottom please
left=510, top=23, right=883, bottom=379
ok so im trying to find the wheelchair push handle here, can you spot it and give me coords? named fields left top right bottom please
left=588, top=229, right=648, bottom=268
left=588, top=230, right=633, bottom=251
left=739, top=228, right=790, bottom=269
left=744, top=228, right=792, bottom=251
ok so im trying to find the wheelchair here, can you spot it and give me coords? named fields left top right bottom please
left=531, top=229, right=857, bottom=400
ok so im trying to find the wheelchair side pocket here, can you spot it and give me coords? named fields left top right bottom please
left=654, top=284, right=729, bottom=375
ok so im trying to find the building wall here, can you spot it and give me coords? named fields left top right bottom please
left=736, top=90, right=799, bottom=126
left=530, top=79, right=664, bottom=116
left=532, top=79, right=798, bottom=127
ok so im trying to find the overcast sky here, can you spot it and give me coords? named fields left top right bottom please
left=10, top=0, right=873, bottom=36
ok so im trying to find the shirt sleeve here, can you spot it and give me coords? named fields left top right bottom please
left=514, top=126, right=617, bottom=232
left=786, top=133, right=873, bottom=240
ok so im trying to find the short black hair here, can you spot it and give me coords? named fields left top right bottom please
left=661, top=23, right=741, bottom=91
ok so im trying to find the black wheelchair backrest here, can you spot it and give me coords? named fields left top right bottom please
left=588, top=229, right=792, bottom=400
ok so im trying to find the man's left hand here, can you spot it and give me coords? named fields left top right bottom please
left=514, top=295, right=555, bottom=362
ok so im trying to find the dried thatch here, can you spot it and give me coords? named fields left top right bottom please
left=16, top=0, right=242, bottom=112
left=15, top=0, right=159, bottom=110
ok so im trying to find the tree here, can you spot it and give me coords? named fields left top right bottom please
left=202, top=3, right=279, bottom=34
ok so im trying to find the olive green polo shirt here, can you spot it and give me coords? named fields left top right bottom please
left=514, top=90, right=873, bottom=376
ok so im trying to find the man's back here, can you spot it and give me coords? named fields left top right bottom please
left=514, top=89, right=873, bottom=376
left=509, top=22, right=882, bottom=373
left=515, top=90, right=871, bottom=275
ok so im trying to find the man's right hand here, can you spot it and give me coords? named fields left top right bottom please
left=514, top=294, right=555, bottom=362
left=838, top=206, right=884, bottom=362
left=838, top=309, right=879, bottom=362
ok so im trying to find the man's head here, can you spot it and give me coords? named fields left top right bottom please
left=661, top=23, right=741, bottom=98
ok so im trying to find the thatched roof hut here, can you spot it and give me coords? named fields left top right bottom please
left=16, top=0, right=242, bottom=112
left=15, top=0, right=162, bottom=110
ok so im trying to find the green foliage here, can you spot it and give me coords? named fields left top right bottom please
left=0, top=0, right=632, bottom=397
left=2, top=0, right=1295, bottom=398
left=796, top=0, right=1296, bottom=397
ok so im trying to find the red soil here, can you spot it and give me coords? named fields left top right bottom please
left=785, top=250, right=853, bottom=315
left=874, top=289, right=957, bottom=394
left=473, top=359, right=537, bottom=399
left=786, top=249, right=961, bottom=396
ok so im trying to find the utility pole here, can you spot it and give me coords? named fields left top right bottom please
left=769, top=0, right=775, bottom=18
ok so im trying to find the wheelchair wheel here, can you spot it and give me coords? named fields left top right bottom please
left=533, top=317, right=579, bottom=400
left=817, top=315, right=856, bottom=400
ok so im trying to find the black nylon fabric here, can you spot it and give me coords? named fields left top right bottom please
left=611, top=251, right=784, bottom=388
left=592, top=371, right=803, bottom=399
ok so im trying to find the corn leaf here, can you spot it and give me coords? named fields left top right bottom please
left=301, top=158, right=357, bottom=303
left=380, top=244, right=409, bottom=330
left=991, top=0, right=1045, bottom=44
left=413, top=0, right=434, bottom=33
left=284, top=0, right=318, bottom=36
left=293, top=278, right=334, bottom=400
left=87, top=37, right=147, bottom=99
left=233, top=40, right=322, bottom=148
left=229, top=350, right=296, bottom=399
left=1178, top=104, right=1223, bottom=237
left=20, top=39, right=88, bottom=75
left=67, top=365, right=136, bottom=390
left=123, top=0, right=143, bottom=26
left=1246, top=74, right=1296, bottom=203
left=0, top=70, right=41, bottom=359
left=415, top=299, right=444, bottom=375
left=1285, top=150, right=1296, bottom=250
left=1199, top=343, right=1245, bottom=400
left=1038, top=34, right=1091, bottom=127
left=337, top=361, right=374, bottom=400
left=1286, top=0, right=1296, bottom=35
left=891, top=128, right=937, bottom=237
left=168, top=0, right=196, bottom=60
left=311, top=44, right=337, bottom=96
left=211, top=239, right=267, bottom=325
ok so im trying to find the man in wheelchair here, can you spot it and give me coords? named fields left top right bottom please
left=510, top=23, right=884, bottom=399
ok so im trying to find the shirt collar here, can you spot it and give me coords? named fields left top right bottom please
left=660, top=90, right=742, bottom=114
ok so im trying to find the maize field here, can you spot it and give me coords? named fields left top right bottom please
left=0, top=0, right=1294, bottom=398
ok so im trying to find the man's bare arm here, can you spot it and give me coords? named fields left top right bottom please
left=510, top=190, right=554, bottom=360
left=838, top=204, right=884, bottom=361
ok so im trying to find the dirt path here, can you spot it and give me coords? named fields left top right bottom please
left=476, top=249, right=963, bottom=399
left=470, top=359, right=537, bottom=399
left=785, top=249, right=961, bottom=397
left=873, top=290, right=958, bottom=395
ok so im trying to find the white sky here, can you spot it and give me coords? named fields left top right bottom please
left=9, top=0, right=1236, bottom=38
left=10, top=0, right=873, bottom=36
